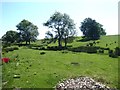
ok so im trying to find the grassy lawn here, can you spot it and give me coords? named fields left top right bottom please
left=2, top=35, right=119, bottom=89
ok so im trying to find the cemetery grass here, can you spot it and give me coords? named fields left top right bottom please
left=2, top=35, right=119, bottom=88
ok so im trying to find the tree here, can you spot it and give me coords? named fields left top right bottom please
left=80, top=18, right=106, bottom=40
left=43, top=11, right=76, bottom=49
left=45, top=31, right=53, bottom=39
left=62, top=13, right=76, bottom=48
left=44, top=31, right=54, bottom=44
left=16, top=19, right=39, bottom=45
left=2, top=30, right=18, bottom=44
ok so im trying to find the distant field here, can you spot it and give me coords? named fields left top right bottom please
left=2, top=35, right=119, bottom=89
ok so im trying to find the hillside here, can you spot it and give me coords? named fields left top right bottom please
left=1, top=35, right=119, bottom=89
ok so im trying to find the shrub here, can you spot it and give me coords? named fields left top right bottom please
left=108, top=50, right=118, bottom=58
left=106, top=44, right=108, bottom=47
left=47, top=46, right=59, bottom=51
left=71, top=62, right=79, bottom=65
left=89, top=43, right=93, bottom=46
left=4, top=47, right=14, bottom=52
left=114, top=47, right=120, bottom=56
left=13, top=47, right=19, bottom=50
left=96, top=41, right=100, bottom=43
left=86, top=44, right=89, bottom=46
left=3, top=46, right=19, bottom=52
left=71, top=46, right=99, bottom=54
left=98, top=49, right=104, bottom=53
left=40, top=52, right=46, bottom=55
left=62, top=50, right=68, bottom=54
left=103, top=47, right=110, bottom=50
left=108, top=50, right=113, bottom=57
left=39, top=47, right=45, bottom=50
left=86, top=47, right=97, bottom=53
left=93, top=41, right=96, bottom=44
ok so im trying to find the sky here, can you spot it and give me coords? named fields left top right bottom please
left=0, top=0, right=119, bottom=39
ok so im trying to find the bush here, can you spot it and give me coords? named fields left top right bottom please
left=39, top=47, right=45, bottom=50
left=108, top=50, right=113, bottom=57
left=98, top=49, right=104, bottom=53
left=40, top=52, right=46, bottom=55
left=5, top=47, right=14, bottom=52
left=103, top=48, right=110, bottom=50
left=47, top=46, right=60, bottom=51
left=13, top=46, right=19, bottom=50
left=114, top=47, right=120, bottom=56
left=86, top=47, right=97, bottom=53
left=62, top=50, right=68, bottom=54
left=89, top=43, right=94, bottom=46
left=3, top=46, right=19, bottom=52
left=71, top=46, right=99, bottom=54
left=108, top=50, right=118, bottom=58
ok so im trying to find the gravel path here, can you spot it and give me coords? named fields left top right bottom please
left=55, top=76, right=117, bottom=90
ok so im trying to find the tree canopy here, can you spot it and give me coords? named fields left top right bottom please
left=2, top=30, right=18, bottom=44
left=43, top=11, right=76, bottom=49
left=80, top=18, right=106, bottom=40
left=16, top=19, right=39, bottom=44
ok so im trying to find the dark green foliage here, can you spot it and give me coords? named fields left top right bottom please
left=80, top=18, right=106, bottom=40
left=103, top=48, right=110, bottom=50
left=43, top=11, right=76, bottom=49
left=89, top=43, right=94, bottom=46
left=108, top=50, right=113, bottom=56
left=71, top=62, right=79, bottom=65
left=108, top=50, right=118, bottom=58
left=98, top=49, right=104, bottom=53
left=40, top=52, right=46, bottom=55
left=62, top=50, right=68, bottom=54
left=47, top=46, right=59, bottom=51
left=13, top=47, right=19, bottom=50
left=106, top=44, right=108, bottom=47
left=108, top=47, right=120, bottom=58
left=2, top=30, right=18, bottom=48
left=71, top=46, right=99, bottom=54
left=16, top=19, right=39, bottom=45
left=3, top=46, right=19, bottom=52
left=114, top=47, right=120, bottom=56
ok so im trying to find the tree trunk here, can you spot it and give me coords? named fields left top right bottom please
left=58, top=37, right=62, bottom=49
left=58, top=28, right=62, bottom=50
left=29, top=39, right=30, bottom=45
left=29, top=41, right=30, bottom=45
left=64, top=37, right=67, bottom=48
left=26, top=41, right=27, bottom=45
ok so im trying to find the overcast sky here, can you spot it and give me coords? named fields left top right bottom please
left=0, top=0, right=119, bottom=39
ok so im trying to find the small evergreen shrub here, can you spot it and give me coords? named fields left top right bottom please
left=40, top=52, right=46, bottom=55
left=108, top=50, right=118, bottom=58
left=72, top=46, right=99, bottom=54
left=114, top=47, right=120, bottom=56
left=98, top=49, right=104, bottom=53
left=13, top=47, right=19, bottom=50
left=89, top=43, right=93, bottom=46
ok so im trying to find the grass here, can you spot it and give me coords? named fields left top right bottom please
left=2, top=35, right=119, bottom=89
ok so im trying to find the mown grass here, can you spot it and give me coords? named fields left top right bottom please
left=2, top=35, right=119, bottom=89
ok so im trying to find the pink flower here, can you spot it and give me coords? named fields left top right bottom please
left=2, top=58, right=10, bottom=63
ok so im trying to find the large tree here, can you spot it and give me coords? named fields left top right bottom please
left=62, top=13, right=76, bottom=48
left=16, top=19, right=39, bottom=44
left=80, top=18, right=106, bottom=40
left=43, top=11, right=76, bottom=49
left=2, top=30, right=18, bottom=44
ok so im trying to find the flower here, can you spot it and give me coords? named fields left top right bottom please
left=2, top=58, right=10, bottom=63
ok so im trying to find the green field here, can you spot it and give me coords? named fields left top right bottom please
left=2, top=35, right=119, bottom=89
